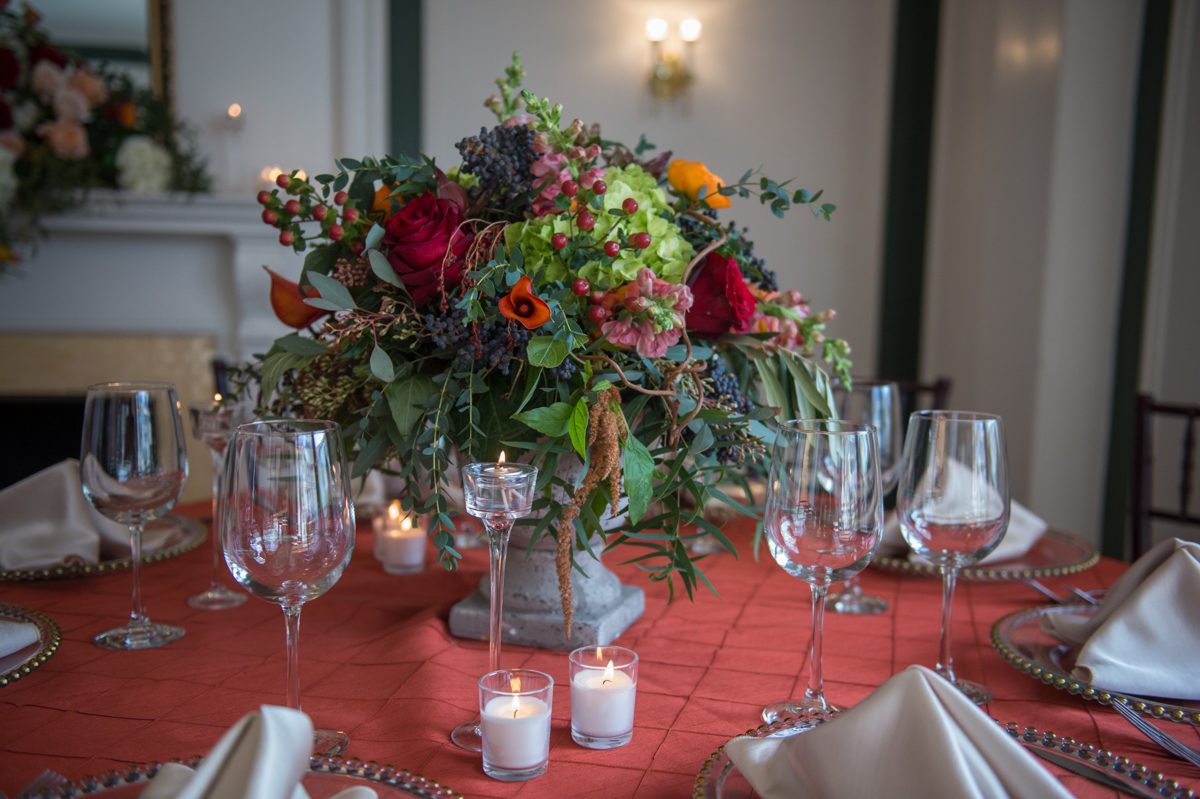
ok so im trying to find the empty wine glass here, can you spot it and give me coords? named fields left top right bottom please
left=80, top=381, right=188, bottom=650
left=897, top=410, right=1009, bottom=705
left=450, top=455, right=538, bottom=752
left=221, top=420, right=356, bottom=755
left=761, top=420, right=883, bottom=725
left=830, top=380, right=901, bottom=615
left=186, top=396, right=248, bottom=610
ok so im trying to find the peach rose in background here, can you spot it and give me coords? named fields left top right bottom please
left=52, top=86, right=88, bottom=122
left=37, top=118, right=88, bottom=159
left=0, top=129, right=25, bottom=156
left=67, top=69, right=107, bottom=106
left=667, top=158, right=732, bottom=209
left=30, top=60, right=63, bottom=98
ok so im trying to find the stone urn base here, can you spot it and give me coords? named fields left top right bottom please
left=448, top=531, right=644, bottom=651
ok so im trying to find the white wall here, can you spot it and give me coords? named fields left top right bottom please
left=423, top=0, right=896, bottom=374
left=923, top=0, right=1142, bottom=545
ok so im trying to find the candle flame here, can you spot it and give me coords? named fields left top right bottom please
left=226, top=102, right=242, bottom=119
left=510, top=692, right=519, bottom=717
left=498, top=451, right=506, bottom=465
left=213, top=393, right=222, bottom=403
left=400, top=515, right=412, bottom=531
left=595, top=646, right=603, bottom=660
left=604, top=660, right=615, bottom=681
left=387, top=500, right=402, bottom=522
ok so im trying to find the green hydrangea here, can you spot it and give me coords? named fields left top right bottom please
left=505, top=164, right=694, bottom=290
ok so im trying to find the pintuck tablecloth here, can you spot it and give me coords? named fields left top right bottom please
left=1, top=503, right=1197, bottom=798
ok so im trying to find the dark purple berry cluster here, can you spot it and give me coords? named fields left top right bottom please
left=456, top=125, right=538, bottom=206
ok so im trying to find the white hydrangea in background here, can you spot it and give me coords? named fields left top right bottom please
left=0, top=148, right=17, bottom=212
left=115, top=136, right=173, bottom=194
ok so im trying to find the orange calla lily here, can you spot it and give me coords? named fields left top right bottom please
left=371, top=184, right=403, bottom=220
left=498, top=276, right=551, bottom=330
left=264, top=266, right=330, bottom=329
left=667, top=159, right=732, bottom=209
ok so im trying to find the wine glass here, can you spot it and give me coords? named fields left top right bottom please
left=897, top=410, right=1009, bottom=705
left=760, top=420, right=883, bottom=725
left=80, top=382, right=188, bottom=650
left=221, top=420, right=356, bottom=755
left=450, top=455, right=538, bottom=752
left=186, top=397, right=248, bottom=609
left=830, top=380, right=901, bottom=615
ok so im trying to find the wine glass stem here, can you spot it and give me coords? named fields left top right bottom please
left=937, top=565, right=958, bottom=684
left=283, top=605, right=302, bottom=711
left=805, top=582, right=829, bottom=708
left=486, top=523, right=511, bottom=674
left=208, top=448, right=223, bottom=589
left=128, top=519, right=147, bottom=628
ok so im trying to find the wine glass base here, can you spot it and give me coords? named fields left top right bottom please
left=313, top=728, right=349, bottom=756
left=950, top=677, right=993, bottom=706
left=830, top=591, right=889, bottom=615
left=761, top=698, right=839, bottom=725
left=186, top=585, right=247, bottom=610
left=94, top=621, right=185, bottom=650
left=450, top=718, right=482, bottom=752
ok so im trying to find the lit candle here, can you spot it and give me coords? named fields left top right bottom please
left=225, top=102, right=244, bottom=130
left=482, top=450, right=515, bottom=476
left=373, top=500, right=426, bottom=575
left=569, top=645, right=638, bottom=748
left=480, top=674, right=552, bottom=773
left=212, top=392, right=222, bottom=410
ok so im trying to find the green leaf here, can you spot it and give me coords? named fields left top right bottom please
left=368, top=249, right=404, bottom=288
left=781, top=352, right=832, bottom=418
left=306, top=272, right=356, bottom=310
left=352, top=431, right=390, bottom=478
left=276, top=333, right=326, bottom=356
left=384, top=375, right=434, bottom=436
left=752, top=356, right=792, bottom=421
left=513, top=402, right=573, bottom=437
left=623, top=433, right=654, bottom=525
left=259, top=351, right=311, bottom=404
left=370, top=344, right=395, bottom=382
left=526, top=336, right=569, bottom=368
left=568, top=398, right=589, bottom=458
left=302, top=245, right=338, bottom=279
left=364, top=223, right=385, bottom=251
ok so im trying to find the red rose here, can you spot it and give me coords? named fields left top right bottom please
left=0, top=48, right=19, bottom=90
left=383, top=191, right=471, bottom=305
left=685, top=252, right=757, bottom=337
left=29, top=44, right=68, bottom=69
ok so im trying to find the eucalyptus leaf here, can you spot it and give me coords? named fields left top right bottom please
left=276, top=334, right=326, bottom=356
left=307, top=272, right=356, bottom=310
left=370, top=344, right=396, bottom=382
left=368, top=249, right=404, bottom=288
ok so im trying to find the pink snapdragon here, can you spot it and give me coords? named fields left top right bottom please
left=601, top=268, right=694, bottom=359
left=530, top=146, right=605, bottom=215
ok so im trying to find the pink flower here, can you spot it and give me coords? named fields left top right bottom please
left=530, top=152, right=569, bottom=215
left=53, top=87, right=88, bottom=122
left=37, top=118, right=89, bottom=159
left=579, top=167, right=604, bottom=190
left=31, top=60, right=64, bottom=98
left=600, top=268, right=694, bottom=359
left=67, top=69, right=108, bottom=106
left=0, top=129, right=25, bottom=156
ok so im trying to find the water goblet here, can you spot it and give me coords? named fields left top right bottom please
left=186, top=396, right=248, bottom=609
left=221, top=420, right=356, bottom=755
left=80, top=381, right=189, bottom=650
left=450, top=454, right=538, bottom=752
left=760, top=420, right=883, bottom=726
left=830, top=379, right=902, bottom=615
left=897, top=410, right=1009, bottom=704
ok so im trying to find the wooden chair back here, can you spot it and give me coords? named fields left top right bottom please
left=1132, top=393, right=1200, bottom=558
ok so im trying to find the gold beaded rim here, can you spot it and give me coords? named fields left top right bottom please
left=0, top=516, right=207, bottom=582
left=693, top=713, right=837, bottom=797
left=873, top=528, right=1099, bottom=581
left=0, top=603, right=62, bottom=688
left=990, top=604, right=1200, bottom=726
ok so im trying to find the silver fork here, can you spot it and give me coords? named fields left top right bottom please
left=1111, top=699, right=1200, bottom=768
left=1023, top=578, right=1100, bottom=605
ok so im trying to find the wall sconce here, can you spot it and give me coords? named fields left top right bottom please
left=647, top=16, right=701, bottom=101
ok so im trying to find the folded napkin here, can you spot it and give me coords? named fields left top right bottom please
left=1042, top=537, right=1200, bottom=699
left=726, top=666, right=1071, bottom=799
left=0, top=460, right=174, bottom=570
left=0, top=620, right=39, bottom=659
left=140, top=706, right=375, bottom=799
left=880, top=501, right=1045, bottom=564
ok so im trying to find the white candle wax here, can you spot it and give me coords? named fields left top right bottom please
left=375, top=527, right=424, bottom=572
left=570, top=665, right=635, bottom=738
left=481, top=695, right=551, bottom=770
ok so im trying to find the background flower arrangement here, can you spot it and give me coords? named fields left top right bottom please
left=0, top=2, right=210, bottom=265
left=242, top=54, right=851, bottom=630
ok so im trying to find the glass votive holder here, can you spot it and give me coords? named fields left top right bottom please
left=569, top=645, right=638, bottom=749
left=372, top=500, right=426, bottom=575
left=479, top=668, right=553, bottom=781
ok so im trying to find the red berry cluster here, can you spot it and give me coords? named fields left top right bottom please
left=258, top=172, right=370, bottom=253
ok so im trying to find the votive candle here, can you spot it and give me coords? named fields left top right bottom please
left=373, top=500, right=426, bottom=575
left=479, top=669, right=553, bottom=781
left=569, top=645, right=638, bottom=748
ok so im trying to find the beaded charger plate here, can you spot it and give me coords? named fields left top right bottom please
left=0, top=515, right=206, bottom=582
left=25, top=756, right=461, bottom=798
left=0, top=603, right=61, bottom=687
left=992, top=602, right=1200, bottom=726
left=693, top=714, right=1196, bottom=798
left=873, top=529, right=1098, bottom=581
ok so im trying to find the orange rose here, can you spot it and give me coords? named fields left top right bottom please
left=371, top=184, right=402, bottom=221
left=667, top=159, right=731, bottom=209
left=68, top=68, right=109, bottom=106
left=37, top=119, right=89, bottom=159
left=498, top=276, right=551, bottom=329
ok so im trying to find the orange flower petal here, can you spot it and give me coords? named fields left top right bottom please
left=668, top=158, right=731, bottom=208
left=264, top=266, right=330, bottom=328
left=499, top=276, right=551, bottom=330
left=371, top=185, right=401, bottom=220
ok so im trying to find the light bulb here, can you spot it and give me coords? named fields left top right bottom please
left=679, top=17, right=702, bottom=42
left=645, top=17, right=668, bottom=42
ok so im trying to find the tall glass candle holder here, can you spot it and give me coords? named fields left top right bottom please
left=479, top=669, right=553, bottom=782
left=569, top=645, right=638, bottom=749
left=186, top=397, right=247, bottom=610
left=450, top=455, right=538, bottom=752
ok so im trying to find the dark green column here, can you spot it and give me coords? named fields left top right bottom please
left=389, top=0, right=422, bottom=157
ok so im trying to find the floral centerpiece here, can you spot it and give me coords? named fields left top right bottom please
left=0, top=2, right=209, bottom=266
left=243, top=54, right=850, bottom=631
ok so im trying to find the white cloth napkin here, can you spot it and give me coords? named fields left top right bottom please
left=881, top=501, right=1045, bottom=564
left=1042, top=537, right=1200, bottom=699
left=726, top=666, right=1071, bottom=799
left=0, top=620, right=39, bottom=659
left=0, top=460, right=174, bottom=570
left=139, top=706, right=376, bottom=799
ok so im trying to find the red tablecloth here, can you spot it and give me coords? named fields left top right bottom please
left=1, top=505, right=1198, bottom=798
